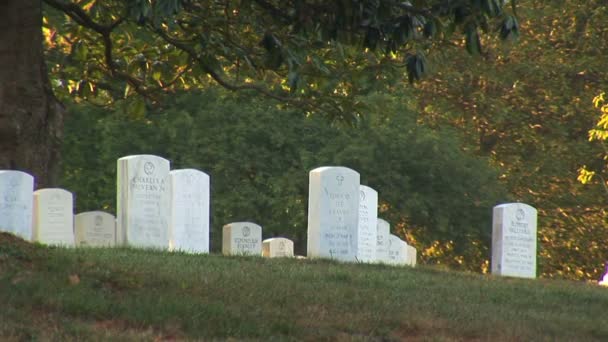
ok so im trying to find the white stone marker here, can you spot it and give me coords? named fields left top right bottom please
left=357, top=185, right=378, bottom=263
left=387, top=234, right=408, bottom=266
left=117, top=154, right=170, bottom=249
left=406, top=245, right=417, bottom=267
left=307, top=166, right=359, bottom=262
left=376, top=218, right=390, bottom=264
left=74, top=211, right=116, bottom=247
left=166, top=169, right=210, bottom=253
left=492, top=202, right=537, bottom=278
left=0, top=170, right=34, bottom=240
left=262, top=237, right=294, bottom=258
left=32, top=188, right=74, bottom=246
left=222, top=222, right=262, bottom=256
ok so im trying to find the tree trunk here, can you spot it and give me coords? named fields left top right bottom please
left=0, top=0, right=64, bottom=188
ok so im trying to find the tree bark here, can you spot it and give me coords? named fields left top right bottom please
left=0, top=0, right=64, bottom=188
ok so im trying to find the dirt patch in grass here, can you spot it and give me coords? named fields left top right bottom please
left=0, top=232, right=45, bottom=276
left=92, top=318, right=184, bottom=341
left=0, top=232, right=38, bottom=260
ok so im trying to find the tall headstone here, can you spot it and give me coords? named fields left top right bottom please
left=32, top=188, right=74, bottom=246
left=262, top=237, right=294, bottom=258
left=117, top=155, right=170, bottom=249
left=222, top=222, right=262, bottom=256
left=357, top=185, right=378, bottom=263
left=0, top=170, right=34, bottom=240
left=376, top=218, right=390, bottom=263
left=307, top=166, right=359, bottom=262
left=166, top=169, right=210, bottom=253
left=491, top=202, right=537, bottom=278
left=74, top=211, right=116, bottom=247
left=387, top=234, right=408, bottom=266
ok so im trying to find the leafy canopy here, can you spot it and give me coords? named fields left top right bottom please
left=44, top=0, right=519, bottom=119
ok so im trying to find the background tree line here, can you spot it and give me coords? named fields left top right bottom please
left=60, top=89, right=507, bottom=271
left=36, top=0, right=608, bottom=279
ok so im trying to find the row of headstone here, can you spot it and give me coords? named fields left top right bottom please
left=306, top=166, right=417, bottom=266
left=0, top=171, right=75, bottom=246
left=117, top=155, right=210, bottom=252
left=0, top=172, right=116, bottom=247
left=305, top=165, right=541, bottom=277
left=116, top=155, right=297, bottom=257
left=1, top=159, right=539, bottom=277
left=221, top=222, right=295, bottom=258
left=378, top=219, right=416, bottom=266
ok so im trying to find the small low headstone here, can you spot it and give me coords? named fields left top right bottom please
left=32, top=188, right=74, bottom=246
left=406, top=244, right=417, bottom=267
left=0, top=170, right=34, bottom=240
left=387, top=234, right=408, bottom=266
left=222, top=222, right=262, bottom=256
left=376, top=218, right=390, bottom=263
left=307, top=166, right=359, bottom=262
left=165, top=169, right=210, bottom=253
left=491, top=202, right=537, bottom=278
left=262, top=237, right=294, bottom=258
left=357, top=185, right=378, bottom=263
left=117, top=154, right=170, bottom=249
left=74, top=211, right=116, bottom=247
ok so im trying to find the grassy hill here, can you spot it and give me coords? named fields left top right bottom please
left=1, top=232, right=607, bottom=341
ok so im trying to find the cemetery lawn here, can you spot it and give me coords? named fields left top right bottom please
left=1, top=233, right=608, bottom=341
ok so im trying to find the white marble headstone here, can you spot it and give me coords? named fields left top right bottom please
left=262, top=237, right=294, bottom=258
left=0, top=170, right=34, bottom=240
left=32, top=188, right=74, bottom=246
left=406, top=244, right=417, bottom=267
left=117, top=154, right=170, bottom=249
left=492, top=202, right=537, bottom=278
left=74, top=211, right=116, bottom=247
left=376, top=218, right=390, bottom=263
left=166, top=169, right=210, bottom=253
left=357, top=185, right=378, bottom=263
left=307, top=166, right=359, bottom=262
left=222, top=222, right=262, bottom=256
left=387, top=234, right=408, bottom=266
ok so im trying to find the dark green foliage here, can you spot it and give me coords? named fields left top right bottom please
left=60, top=88, right=507, bottom=267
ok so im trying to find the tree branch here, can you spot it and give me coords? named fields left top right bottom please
left=151, top=25, right=345, bottom=115
left=43, top=0, right=155, bottom=99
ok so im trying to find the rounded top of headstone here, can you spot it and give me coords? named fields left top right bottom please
left=117, top=154, right=170, bottom=163
left=494, top=202, right=537, bottom=214
left=310, top=166, right=359, bottom=176
left=389, top=234, right=407, bottom=244
left=223, top=222, right=262, bottom=229
left=75, top=211, right=115, bottom=219
left=262, top=237, right=291, bottom=243
left=0, top=170, right=34, bottom=179
left=359, top=185, right=378, bottom=198
left=377, top=219, right=391, bottom=237
left=0, top=170, right=34, bottom=190
left=169, top=168, right=210, bottom=179
left=377, top=218, right=390, bottom=226
left=34, top=188, right=73, bottom=198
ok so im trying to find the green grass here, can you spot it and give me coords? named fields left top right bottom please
left=2, top=232, right=608, bottom=341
